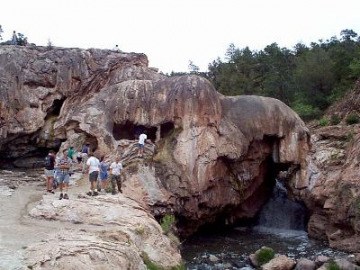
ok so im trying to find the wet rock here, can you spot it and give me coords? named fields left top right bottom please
left=209, top=254, right=220, bottom=262
left=295, top=258, right=316, bottom=270
left=261, top=255, right=295, bottom=270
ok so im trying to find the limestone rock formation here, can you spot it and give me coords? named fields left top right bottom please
left=26, top=193, right=181, bottom=269
left=0, top=45, right=310, bottom=235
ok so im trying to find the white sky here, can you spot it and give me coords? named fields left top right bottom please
left=1, top=0, right=360, bottom=74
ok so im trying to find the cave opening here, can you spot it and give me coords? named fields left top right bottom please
left=112, top=121, right=157, bottom=141
left=46, top=98, right=66, bottom=118
left=160, top=122, right=175, bottom=138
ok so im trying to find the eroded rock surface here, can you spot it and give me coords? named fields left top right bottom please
left=295, top=81, right=360, bottom=252
left=26, top=193, right=181, bottom=269
left=0, top=45, right=310, bottom=235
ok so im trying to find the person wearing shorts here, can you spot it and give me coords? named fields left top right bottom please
left=86, top=153, right=100, bottom=196
left=56, top=149, right=72, bottom=200
left=99, top=156, right=109, bottom=193
left=44, top=150, right=56, bottom=194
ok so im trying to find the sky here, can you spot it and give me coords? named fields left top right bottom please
left=1, top=0, right=360, bottom=74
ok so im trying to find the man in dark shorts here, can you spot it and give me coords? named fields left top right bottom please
left=44, top=150, right=56, bottom=194
left=86, top=153, right=100, bottom=196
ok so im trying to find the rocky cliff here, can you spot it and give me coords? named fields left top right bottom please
left=0, top=45, right=310, bottom=235
left=296, top=80, right=360, bottom=252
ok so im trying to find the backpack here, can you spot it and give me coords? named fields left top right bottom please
left=45, top=156, right=53, bottom=168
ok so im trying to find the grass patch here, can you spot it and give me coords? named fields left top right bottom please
left=319, top=118, right=329, bottom=127
left=142, top=252, right=163, bottom=270
left=330, top=114, right=341, bottom=125
left=256, top=247, right=275, bottom=266
left=161, top=215, right=176, bottom=234
left=346, top=114, right=359, bottom=125
left=327, top=260, right=340, bottom=270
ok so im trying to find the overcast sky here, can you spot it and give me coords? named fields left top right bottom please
left=1, top=0, right=360, bottom=73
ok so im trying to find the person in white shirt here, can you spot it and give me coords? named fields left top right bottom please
left=109, top=156, right=123, bottom=194
left=86, top=153, right=100, bottom=196
left=137, top=132, right=150, bottom=158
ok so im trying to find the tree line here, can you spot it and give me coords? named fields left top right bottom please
left=179, top=29, right=360, bottom=121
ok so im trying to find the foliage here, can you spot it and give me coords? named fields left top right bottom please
left=188, top=60, right=199, bottom=74
left=134, top=225, right=145, bottom=235
left=142, top=252, right=163, bottom=270
left=326, top=260, right=341, bottom=270
left=204, top=29, right=360, bottom=121
left=345, top=114, right=359, bottom=125
left=319, top=118, right=329, bottom=127
left=256, top=247, right=275, bottom=266
left=17, top=33, right=28, bottom=46
left=160, top=214, right=176, bottom=234
left=330, top=114, right=341, bottom=125
left=0, top=25, right=3, bottom=40
left=47, top=39, right=54, bottom=50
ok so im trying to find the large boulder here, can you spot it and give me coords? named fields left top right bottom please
left=26, top=192, right=181, bottom=269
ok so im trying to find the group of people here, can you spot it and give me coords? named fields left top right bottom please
left=44, top=130, right=152, bottom=200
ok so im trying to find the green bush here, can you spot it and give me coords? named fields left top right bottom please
left=161, top=215, right=176, bottom=234
left=327, top=260, right=340, bottom=270
left=292, top=102, right=321, bottom=121
left=330, top=114, right=341, bottom=125
left=319, top=118, right=329, bottom=127
left=345, top=114, right=359, bottom=125
left=256, top=247, right=275, bottom=266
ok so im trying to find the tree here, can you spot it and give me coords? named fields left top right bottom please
left=0, top=25, right=3, bottom=40
left=188, top=60, right=199, bottom=74
left=340, top=29, right=358, bottom=42
left=17, top=33, right=28, bottom=46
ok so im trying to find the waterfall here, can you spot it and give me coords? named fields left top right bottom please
left=256, top=179, right=307, bottom=231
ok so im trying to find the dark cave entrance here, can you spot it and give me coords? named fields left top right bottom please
left=112, top=121, right=157, bottom=141
left=46, top=98, right=66, bottom=118
left=160, top=122, right=175, bottom=138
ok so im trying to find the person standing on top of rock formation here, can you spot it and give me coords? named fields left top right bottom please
left=113, top=45, right=120, bottom=52
left=137, top=131, right=151, bottom=158
left=56, top=149, right=72, bottom=200
left=86, top=153, right=100, bottom=196
left=109, top=156, right=123, bottom=194
left=44, top=150, right=56, bottom=194
left=11, top=31, right=17, bottom=45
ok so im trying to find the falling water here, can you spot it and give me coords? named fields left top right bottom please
left=255, top=179, right=307, bottom=231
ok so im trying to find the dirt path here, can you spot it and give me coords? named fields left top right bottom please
left=0, top=169, right=88, bottom=270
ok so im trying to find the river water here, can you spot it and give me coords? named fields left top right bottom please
left=181, top=180, right=349, bottom=269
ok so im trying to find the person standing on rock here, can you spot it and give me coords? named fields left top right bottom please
left=11, top=30, right=17, bottom=45
left=56, top=149, right=72, bottom=200
left=44, top=150, right=56, bottom=194
left=110, top=156, right=123, bottom=194
left=99, top=156, right=109, bottom=193
left=137, top=131, right=148, bottom=158
left=81, top=143, right=90, bottom=173
left=86, top=153, right=100, bottom=196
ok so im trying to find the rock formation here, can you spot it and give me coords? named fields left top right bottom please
left=26, top=192, right=181, bottom=269
left=293, top=80, right=360, bottom=252
left=0, top=45, right=310, bottom=235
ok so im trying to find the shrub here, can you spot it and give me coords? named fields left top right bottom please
left=330, top=114, right=341, bottom=125
left=327, top=260, right=340, bottom=270
left=319, top=118, right=329, bottom=127
left=256, top=247, right=275, bottom=266
left=292, top=102, right=321, bottom=121
left=161, top=215, right=176, bottom=234
left=345, top=114, right=359, bottom=125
